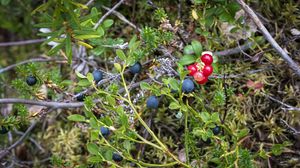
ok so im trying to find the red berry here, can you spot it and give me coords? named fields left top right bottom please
left=193, top=71, right=205, bottom=82
left=201, top=54, right=213, bottom=65
left=202, top=65, right=213, bottom=77
left=197, top=76, right=208, bottom=85
left=187, top=64, right=198, bottom=76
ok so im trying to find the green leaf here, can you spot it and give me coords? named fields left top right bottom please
left=75, top=71, right=86, bottom=78
left=169, top=102, right=180, bottom=110
left=128, top=35, right=137, bottom=49
left=140, top=82, right=151, bottom=90
left=74, top=34, right=101, bottom=40
left=106, top=95, right=116, bottom=106
left=116, top=49, right=126, bottom=60
left=103, top=19, right=114, bottom=28
left=78, top=41, right=93, bottom=49
left=87, top=143, right=99, bottom=155
left=65, top=34, right=72, bottom=64
left=87, top=156, right=102, bottom=163
left=237, top=128, right=249, bottom=139
left=47, top=43, right=63, bottom=56
left=211, top=113, right=220, bottom=123
left=200, top=112, right=210, bottom=123
left=183, top=45, right=194, bottom=55
left=1, top=0, right=10, bottom=5
left=87, top=73, right=94, bottom=83
left=169, top=78, right=179, bottom=91
left=178, top=55, right=196, bottom=65
left=97, top=27, right=105, bottom=36
left=70, top=1, right=88, bottom=9
left=123, top=140, right=132, bottom=152
left=78, top=79, right=91, bottom=87
left=191, top=40, right=202, bottom=56
left=114, top=63, right=122, bottom=72
left=67, top=114, right=85, bottom=122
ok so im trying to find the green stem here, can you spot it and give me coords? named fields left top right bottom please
left=184, top=109, right=190, bottom=164
left=120, top=68, right=190, bottom=168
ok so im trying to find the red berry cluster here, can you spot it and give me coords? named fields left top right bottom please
left=187, top=51, right=213, bottom=85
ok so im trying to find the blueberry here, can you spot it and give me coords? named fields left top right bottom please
left=100, top=126, right=110, bottom=137
left=182, top=79, right=194, bottom=93
left=146, top=96, right=159, bottom=109
left=112, top=153, right=123, bottom=162
left=26, top=75, right=37, bottom=86
left=212, top=126, right=221, bottom=135
left=129, top=62, right=142, bottom=74
left=92, top=70, right=103, bottom=83
left=203, top=138, right=211, bottom=144
left=0, top=126, right=9, bottom=134
left=76, top=93, right=85, bottom=102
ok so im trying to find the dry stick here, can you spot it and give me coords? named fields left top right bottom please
left=0, top=99, right=84, bottom=108
left=0, top=121, right=37, bottom=160
left=236, top=0, right=300, bottom=77
left=262, top=93, right=300, bottom=112
left=93, top=0, right=125, bottom=30
left=0, top=78, right=151, bottom=108
left=0, top=38, right=46, bottom=47
left=102, top=6, right=141, bottom=32
left=0, top=58, right=66, bottom=74
left=213, top=42, right=254, bottom=56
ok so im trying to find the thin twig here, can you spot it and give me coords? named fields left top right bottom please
left=262, top=93, right=300, bottom=112
left=0, top=78, right=151, bottom=108
left=0, top=39, right=46, bottom=47
left=0, top=58, right=66, bottom=74
left=93, top=0, right=125, bottom=29
left=85, top=0, right=94, bottom=6
left=102, top=6, right=141, bottom=32
left=213, top=41, right=254, bottom=56
left=0, top=99, right=85, bottom=108
left=280, top=119, right=300, bottom=135
left=236, top=0, right=300, bottom=77
left=0, top=121, right=37, bottom=160
left=14, top=131, right=45, bottom=153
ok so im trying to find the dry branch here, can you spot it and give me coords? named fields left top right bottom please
left=236, top=0, right=300, bottom=77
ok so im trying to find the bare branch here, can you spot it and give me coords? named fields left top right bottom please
left=102, top=6, right=141, bottom=32
left=213, top=41, right=254, bottom=56
left=0, top=121, right=37, bottom=160
left=0, top=39, right=46, bottom=47
left=93, top=0, right=125, bottom=30
left=0, top=57, right=66, bottom=74
left=0, top=99, right=84, bottom=108
left=262, top=93, right=300, bottom=112
left=0, top=78, right=151, bottom=108
left=236, top=0, right=300, bottom=77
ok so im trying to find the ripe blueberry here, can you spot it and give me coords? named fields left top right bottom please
left=212, top=126, right=221, bottom=135
left=26, top=75, right=37, bottom=86
left=129, top=62, right=142, bottom=74
left=146, top=96, right=159, bottom=109
left=92, top=70, right=103, bottom=83
left=100, top=126, right=110, bottom=137
left=112, top=153, right=123, bottom=162
left=182, top=79, right=195, bottom=93
left=76, top=93, right=85, bottom=102
left=0, top=126, right=9, bottom=134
